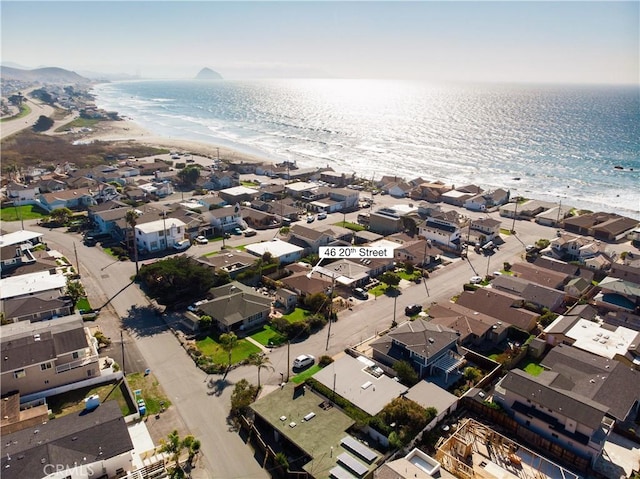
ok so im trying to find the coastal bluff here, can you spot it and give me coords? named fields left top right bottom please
left=195, top=67, right=223, bottom=80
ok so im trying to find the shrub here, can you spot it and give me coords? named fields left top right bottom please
left=319, top=355, right=334, bottom=367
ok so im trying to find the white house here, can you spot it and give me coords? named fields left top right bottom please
left=135, top=217, right=187, bottom=252
left=245, top=238, right=304, bottom=264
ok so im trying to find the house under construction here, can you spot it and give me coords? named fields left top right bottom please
left=435, top=419, right=582, bottom=479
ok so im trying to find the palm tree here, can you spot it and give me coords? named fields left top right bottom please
left=219, top=332, right=238, bottom=374
left=125, top=209, right=140, bottom=276
left=248, top=353, right=274, bottom=389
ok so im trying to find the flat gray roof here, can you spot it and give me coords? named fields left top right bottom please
left=313, top=355, right=407, bottom=416
left=405, top=381, right=458, bottom=415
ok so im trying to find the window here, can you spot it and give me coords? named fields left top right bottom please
left=13, top=369, right=26, bottom=379
left=551, top=433, right=558, bottom=439
left=72, top=351, right=79, bottom=359
left=159, top=230, right=164, bottom=236
left=41, top=362, right=52, bottom=371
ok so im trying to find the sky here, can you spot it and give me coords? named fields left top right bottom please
left=1, top=1, right=638, bottom=84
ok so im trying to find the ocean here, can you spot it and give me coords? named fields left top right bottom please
left=93, top=79, right=640, bottom=219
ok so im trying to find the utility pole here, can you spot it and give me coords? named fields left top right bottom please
left=326, top=274, right=335, bottom=351
left=73, top=242, right=80, bottom=278
left=162, top=211, right=168, bottom=250
left=120, top=330, right=126, bottom=375
left=511, top=196, right=518, bottom=234
left=286, top=341, right=290, bottom=381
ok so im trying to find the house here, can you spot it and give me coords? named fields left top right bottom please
left=464, top=194, right=488, bottom=212
left=441, top=189, right=476, bottom=207
left=202, top=171, right=239, bottom=191
left=274, top=288, right=297, bottom=312
left=469, top=217, right=501, bottom=242
left=484, top=188, right=510, bottom=207
left=564, top=212, right=638, bottom=242
left=0, top=270, right=68, bottom=301
left=540, top=343, right=640, bottom=423
left=369, top=206, right=406, bottom=235
left=284, top=181, right=317, bottom=198
left=218, top=185, right=260, bottom=204
left=610, top=258, right=640, bottom=284
left=491, top=275, right=566, bottom=312
left=241, top=206, right=278, bottom=229
left=327, top=187, right=360, bottom=211
left=375, top=448, right=455, bottom=479
left=5, top=182, right=40, bottom=204
left=494, top=369, right=612, bottom=467
left=428, top=302, right=509, bottom=349
left=315, top=256, right=394, bottom=288
left=411, top=181, right=451, bottom=202
left=417, top=209, right=464, bottom=251
left=455, top=289, right=539, bottom=333
left=313, top=355, right=408, bottom=416
left=197, top=250, right=257, bottom=279
left=0, top=240, right=37, bottom=273
left=37, top=187, right=97, bottom=212
left=384, top=181, right=414, bottom=198
left=370, top=320, right=461, bottom=379
left=533, top=256, right=595, bottom=283
left=196, top=282, right=271, bottom=332
left=258, top=183, right=286, bottom=201
left=564, top=277, right=591, bottom=298
left=499, top=199, right=554, bottom=219
left=201, top=203, right=243, bottom=235
left=320, top=170, right=351, bottom=186
left=535, top=204, right=573, bottom=227
left=2, top=292, right=73, bottom=324
left=135, top=217, right=187, bottom=253
left=245, top=238, right=304, bottom=264
left=548, top=233, right=607, bottom=263
left=288, top=224, right=334, bottom=254
left=280, top=265, right=333, bottom=297
left=91, top=206, right=130, bottom=235
left=0, top=315, right=100, bottom=397
left=596, top=276, right=640, bottom=311
left=389, top=235, right=443, bottom=267
left=510, top=262, right=569, bottom=290
left=0, top=400, right=134, bottom=479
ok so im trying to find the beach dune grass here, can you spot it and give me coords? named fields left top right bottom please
left=1, top=204, right=48, bottom=222
left=196, top=335, right=261, bottom=364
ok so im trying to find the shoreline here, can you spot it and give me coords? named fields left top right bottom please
left=83, top=117, right=269, bottom=165
left=82, top=117, right=640, bottom=220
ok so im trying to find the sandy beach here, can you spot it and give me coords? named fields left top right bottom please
left=83, top=116, right=269, bottom=165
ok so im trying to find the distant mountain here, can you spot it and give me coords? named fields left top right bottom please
left=0, top=66, right=90, bottom=84
left=195, top=67, right=223, bottom=80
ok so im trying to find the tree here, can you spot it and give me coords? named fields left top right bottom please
left=50, top=207, right=73, bottom=226
left=463, top=366, right=482, bottom=383
left=177, top=165, right=200, bottom=186
left=65, top=278, right=86, bottom=309
left=159, top=430, right=200, bottom=478
left=125, top=209, right=140, bottom=276
left=219, top=332, right=238, bottom=372
left=33, top=115, right=54, bottom=132
left=248, top=353, right=274, bottom=389
left=304, top=292, right=329, bottom=315
left=8, top=92, right=24, bottom=106
left=378, top=397, right=435, bottom=447
left=393, top=360, right=419, bottom=386
left=380, top=271, right=401, bottom=288
left=230, top=379, right=258, bottom=416
left=199, top=315, right=213, bottom=331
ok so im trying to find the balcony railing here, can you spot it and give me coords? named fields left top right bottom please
left=56, top=354, right=99, bottom=374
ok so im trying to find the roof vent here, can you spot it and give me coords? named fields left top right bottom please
left=428, top=337, right=435, bottom=343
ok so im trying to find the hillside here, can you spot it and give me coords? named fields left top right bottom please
left=0, top=66, right=90, bottom=84
left=195, top=67, right=223, bottom=80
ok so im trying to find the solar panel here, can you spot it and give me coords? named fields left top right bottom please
left=337, top=453, right=368, bottom=477
left=341, top=436, right=377, bottom=463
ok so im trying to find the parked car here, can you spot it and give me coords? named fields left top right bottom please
left=353, top=287, right=368, bottom=300
left=233, top=227, right=243, bottom=235
left=306, top=215, right=315, bottom=223
left=173, top=239, right=191, bottom=251
left=405, top=304, right=422, bottom=316
left=195, top=235, right=208, bottom=244
left=293, top=354, right=315, bottom=370
left=317, top=211, right=327, bottom=220
left=470, top=276, right=483, bottom=284
left=243, top=228, right=257, bottom=237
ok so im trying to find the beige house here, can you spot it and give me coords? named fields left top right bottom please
left=1, top=315, right=100, bottom=397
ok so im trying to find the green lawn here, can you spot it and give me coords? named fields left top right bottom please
left=368, top=284, right=386, bottom=297
left=333, top=221, right=365, bottom=232
left=1, top=204, right=48, bottom=222
left=196, top=335, right=261, bottom=364
left=282, top=307, right=312, bottom=323
left=47, top=380, right=135, bottom=417
left=76, top=297, right=92, bottom=312
left=397, top=269, right=421, bottom=281
left=520, top=359, right=544, bottom=376
left=126, top=372, right=172, bottom=415
left=291, top=364, right=321, bottom=384
left=250, top=324, right=286, bottom=346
